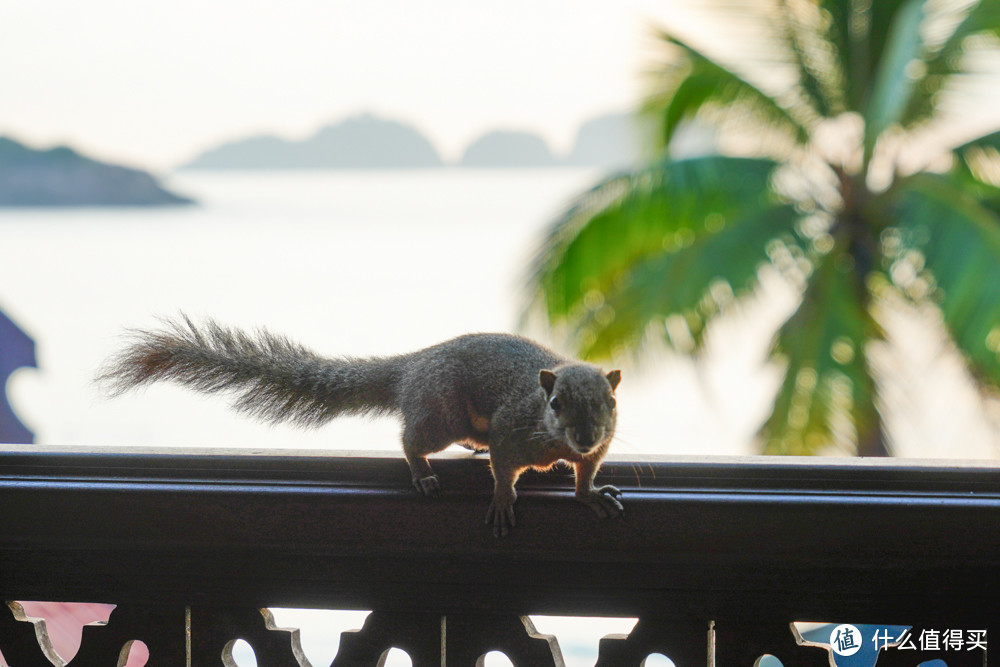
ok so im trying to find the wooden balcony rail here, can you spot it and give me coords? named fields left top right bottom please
left=1, top=445, right=997, bottom=666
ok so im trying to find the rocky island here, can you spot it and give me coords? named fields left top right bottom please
left=181, top=114, right=443, bottom=170
left=459, top=130, right=557, bottom=167
left=182, top=111, right=645, bottom=171
left=0, top=137, right=192, bottom=207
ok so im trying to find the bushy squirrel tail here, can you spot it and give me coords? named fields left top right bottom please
left=97, top=315, right=404, bottom=427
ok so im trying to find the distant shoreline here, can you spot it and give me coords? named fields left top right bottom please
left=179, top=111, right=643, bottom=172
left=172, top=163, right=609, bottom=172
left=0, top=111, right=643, bottom=207
left=0, top=136, right=194, bottom=207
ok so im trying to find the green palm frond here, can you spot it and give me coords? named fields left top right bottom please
left=952, top=130, right=1000, bottom=211
left=863, top=0, right=927, bottom=160
left=957, top=128, right=1000, bottom=156
left=574, top=202, right=803, bottom=358
left=810, top=0, right=852, bottom=104
left=528, top=156, right=783, bottom=327
left=644, top=32, right=813, bottom=152
left=863, top=0, right=913, bottom=82
left=810, top=0, right=911, bottom=112
left=779, top=0, right=849, bottom=117
left=893, top=173, right=1000, bottom=386
left=763, top=251, right=881, bottom=455
left=956, top=129, right=1000, bottom=178
left=900, top=0, right=1000, bottom=129
left=524, top=0, right=1000, bottom=457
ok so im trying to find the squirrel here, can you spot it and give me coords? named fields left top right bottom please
left=98, top=315, right=623, bottom=536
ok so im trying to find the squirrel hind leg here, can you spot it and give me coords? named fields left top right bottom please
left=404, top=452, right=440, bottom=497
left=413, top=472, right=441, bottom=497
left=401, top=423, right=455, bottom=497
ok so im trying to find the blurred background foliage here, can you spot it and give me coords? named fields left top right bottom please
left=527, top=0, right=1000, bottom=456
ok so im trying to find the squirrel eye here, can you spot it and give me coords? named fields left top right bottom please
left=549, top=396, right=562, bottom=412
left=609, top=396, right=617, bottom=409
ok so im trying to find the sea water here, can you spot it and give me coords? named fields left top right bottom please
left=0, top=168, right=773, bottom=456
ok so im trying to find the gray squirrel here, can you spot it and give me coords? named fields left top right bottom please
left=98, top=316, right=623, bottom=536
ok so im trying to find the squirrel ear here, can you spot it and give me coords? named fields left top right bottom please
left=606, top=370, right=622, bottom=391
left=539, top=369, right=557, bottom=395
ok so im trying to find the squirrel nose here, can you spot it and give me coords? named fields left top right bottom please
left=572, top=430, right=595, bottom=452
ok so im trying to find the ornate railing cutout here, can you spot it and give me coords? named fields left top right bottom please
left=1, top=604, right=990, bottom=666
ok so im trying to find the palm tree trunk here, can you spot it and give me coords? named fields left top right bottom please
left=855, top=422, right=890, bottom=456
left=836, top=168, right=890, bottom=457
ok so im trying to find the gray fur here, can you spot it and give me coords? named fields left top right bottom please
left=99, top=316, right=623, bottom=536
left=98, top=315, right=404, bottom=427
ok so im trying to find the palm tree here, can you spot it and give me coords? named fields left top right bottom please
left=527, top=0, right=1000, bottom=456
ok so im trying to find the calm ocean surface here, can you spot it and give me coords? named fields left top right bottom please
left=0, top=168, right=994, bottom=666
left=0, top=168, right=778, bottom=457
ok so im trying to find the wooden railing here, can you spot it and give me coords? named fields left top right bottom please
left=0, top=445, right=997, bottom=666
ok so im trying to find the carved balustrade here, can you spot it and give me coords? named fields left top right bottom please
left=1, top=446, right=996, bottom=665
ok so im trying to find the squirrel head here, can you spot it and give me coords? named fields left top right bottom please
left=539, top=364, right=620, bottom=454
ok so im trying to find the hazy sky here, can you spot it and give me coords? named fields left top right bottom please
left=1, top=0, right=690, bottom=171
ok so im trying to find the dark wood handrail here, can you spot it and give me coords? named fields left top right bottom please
left=1, top=445, right=998, bottom=665
left=1, top=446, right=998, bottom=616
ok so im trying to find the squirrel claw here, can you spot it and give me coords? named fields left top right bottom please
left=576, top=485, right=624, bottom=519
left=486, top=496, right=517, bottom=538
left=414, top=475, right=441, bottom=497
left=597, top=484, right=623, bottom=500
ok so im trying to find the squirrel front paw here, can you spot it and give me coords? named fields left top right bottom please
left=413, top=474, right=441, bottom=497
left=485, top=492, right=517, bottom=538
left=575, top=485, right=623, bottom=519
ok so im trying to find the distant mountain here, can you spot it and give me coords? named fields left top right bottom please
left=182, top=114, right=442, bottom=170
left=459, top=130, right=556, bottom=167
left=0, top=137, right=193, bottom=207
left=565, top=112, right=645, bottom=168
left=180, top=111, right=649, bottom=171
